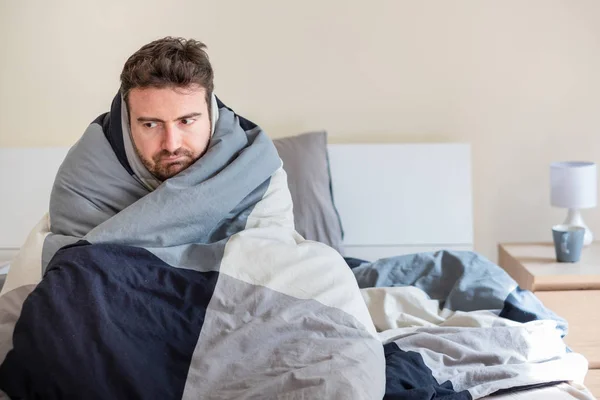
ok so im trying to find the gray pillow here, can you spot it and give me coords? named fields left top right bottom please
left=273, top=131, right=344, bottom=253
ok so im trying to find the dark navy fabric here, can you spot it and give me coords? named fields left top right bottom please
left=215, top=96, right=257, bottom=131
left=102, top=92, right=134, bottom=175
left=499, top=286, right=568, bottom=336
left=344, top=257, right=369, bottom=269
left=383, top=342, right=472, bottom=400
left=0, top=241, right=218, bottom=400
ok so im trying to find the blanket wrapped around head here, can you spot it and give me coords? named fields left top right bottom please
left=0, top=93, right=385, bottom=399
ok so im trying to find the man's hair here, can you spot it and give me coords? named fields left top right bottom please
left=120, top=37, right=214, bottom=114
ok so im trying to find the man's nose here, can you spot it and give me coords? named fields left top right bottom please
left=162, top=125, right=182, bottom=153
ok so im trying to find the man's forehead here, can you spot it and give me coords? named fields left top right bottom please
left=128, top=85, right=207, bottom=116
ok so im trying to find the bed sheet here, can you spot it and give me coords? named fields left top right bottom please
left=488, top=382, right=594, bottom=399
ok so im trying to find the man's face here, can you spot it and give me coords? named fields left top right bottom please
left=128, top=85, right=211, bottom=181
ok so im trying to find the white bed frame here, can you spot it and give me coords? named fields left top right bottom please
left=329, top=143, right=473, bottom=260
left=0, top=143, right=473, bottom=262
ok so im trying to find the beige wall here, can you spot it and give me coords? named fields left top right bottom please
left=2, top=0, right=600, bottom=261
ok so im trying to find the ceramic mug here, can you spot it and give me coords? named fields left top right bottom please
left=552, top=225, right=585, bottom=263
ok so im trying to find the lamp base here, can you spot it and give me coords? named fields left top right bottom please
left=562, top=208, right=594, bottom=246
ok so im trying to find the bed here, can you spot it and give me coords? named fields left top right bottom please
left=0, top=136, right=595, bottom=399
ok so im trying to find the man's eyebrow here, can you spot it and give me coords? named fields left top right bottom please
left=136, top=116, right=162, bottom=123
left=177, top=112, right=202, bottom=120
left=136, top=113, right=202, bottom=123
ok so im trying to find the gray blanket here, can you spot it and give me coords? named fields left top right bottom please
left=0, top=94, right=384, bottom=399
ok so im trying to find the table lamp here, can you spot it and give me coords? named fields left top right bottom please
left=550, top=161, right=597, bottom=246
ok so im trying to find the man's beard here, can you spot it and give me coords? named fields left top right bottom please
left=135, top=146, right=196, bottom=181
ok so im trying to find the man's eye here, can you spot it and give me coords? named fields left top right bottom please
left=144, top=122, right=158, bottom=128
left=181, top=119, right=195, bottom=125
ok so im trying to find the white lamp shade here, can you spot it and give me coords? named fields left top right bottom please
left=550, top=161, right=597, bottom=209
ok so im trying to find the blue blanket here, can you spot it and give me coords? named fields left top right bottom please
left=351, top=251, right=587, bottom=399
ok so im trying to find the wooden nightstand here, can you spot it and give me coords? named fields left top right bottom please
left=498, top=243, right=600, bottom=398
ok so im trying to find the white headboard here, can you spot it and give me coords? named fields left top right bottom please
left=0, top=148, right=69, bottom=262
left=0, top=143, right=472, bottom=262
left=328, top=143, right=473, bottom=260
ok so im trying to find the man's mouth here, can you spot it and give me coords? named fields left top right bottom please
left=161, top=155, right=187, bottom=163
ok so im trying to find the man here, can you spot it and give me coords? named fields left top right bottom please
left=119, top=37, right=217, bottom=189
left=0, top=37, right=384, bottom=399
